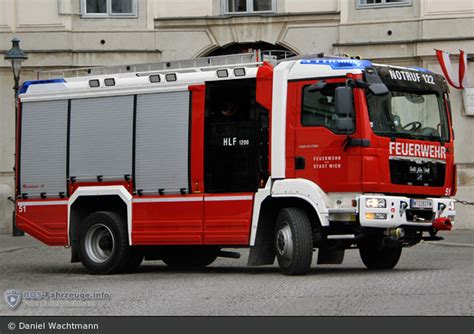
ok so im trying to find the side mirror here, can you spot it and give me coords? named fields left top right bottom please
left=335, top=86, right=354, bottom=116
left=368, top=83, right=389, bottom=96
left=308, top=80, right=327, bottom=93
left=335, top=86, right=355, bottom=133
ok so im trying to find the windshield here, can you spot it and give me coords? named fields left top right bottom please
left=367, top=90, right=450, bottom=142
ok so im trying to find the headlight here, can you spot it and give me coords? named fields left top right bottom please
left=365, top=198, right=386, bottom=208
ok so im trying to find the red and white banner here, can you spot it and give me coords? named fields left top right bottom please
left=435, top=49, right=470, bottom=89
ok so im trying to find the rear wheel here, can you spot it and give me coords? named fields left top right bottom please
left=359, top=239, right=402, bottom=270
left=77, top=211, right=142, bottom=274
left=274, top=208, right=313, bottom=276
left=162, top=247, right=218, bottom=269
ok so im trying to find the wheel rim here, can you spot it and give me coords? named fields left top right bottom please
left=276, top=222, right=293, bottom=262
left=84, top=223, right=115, bottom=264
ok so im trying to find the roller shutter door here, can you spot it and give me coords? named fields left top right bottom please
left=69, top=96, right=133, bottom=181
left=135, top=91, right=190, bottom=194
left=20, top=100, right=68, bottom=198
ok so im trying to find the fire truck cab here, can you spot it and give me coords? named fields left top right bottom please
left=15, top=53, right=456, bottom=275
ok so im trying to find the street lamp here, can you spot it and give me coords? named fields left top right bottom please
left=5, top=38, right=28, bottom=98
left=4, top=37, right=27, bottom=236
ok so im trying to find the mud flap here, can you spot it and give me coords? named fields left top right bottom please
left=247, top=211, right=275, bottom=266
left=70, top=244, right=80, bottom=263
left=317, top=248, right=345, bottom=264
left=248, top=243, right=275, bottom=266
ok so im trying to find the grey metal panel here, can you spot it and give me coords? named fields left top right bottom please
left=70, top=96, right=133, bottom=180
left=20, top=100, right=68, bottom=198
left=135, top=91, right=190, bottom=194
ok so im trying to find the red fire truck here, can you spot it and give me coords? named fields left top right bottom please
left=15, top=53, right=456, bottom=275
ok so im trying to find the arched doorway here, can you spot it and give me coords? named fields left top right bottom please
left=204, top=42, right=296, bottom=60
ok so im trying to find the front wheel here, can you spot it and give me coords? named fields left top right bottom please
left=274, top=208, right=313, bottom=275
left=77, top=211, right=143, bottom=274
left=359, top=239, right=402, bottom=270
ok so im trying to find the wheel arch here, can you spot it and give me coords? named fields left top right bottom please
left=250, top=179, right=330, bottom=245
left=68, top=186, right=132, bottom=246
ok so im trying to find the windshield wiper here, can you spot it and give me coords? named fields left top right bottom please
left=423, top=134, right=445, bottom=144
left=375, top=131, right=445, bottom=143
left=375, top=131, right=412, bottom=139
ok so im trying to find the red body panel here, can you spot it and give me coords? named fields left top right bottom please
left=203, top=194, right=254, bottom=245
left=132, top=194, right=254, bottom=246
left=132, top=195, right=204, bottom=245
left=286, top=76, right=363, bottom=192
left=361, top=136, right=454, bottom=196
left=189, top=85, right=206, bottom=194
left=256, top=62, right=273, bottom=172
left=16, top=200, right=68, bottom=246
left=256, top=62, right=273, bottom=111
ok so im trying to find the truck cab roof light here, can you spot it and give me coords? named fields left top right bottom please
left=217, top=69, right=229, bottom=78
left=301, top=58, right=373, bottom=70
left=234, top=68, right=246, bottom=77
left=165, top=73, right=177, bottom=82
left=19, top=79, right=66, bottom=94
left=149, top=74, right=161, bottom=83
left=89, top=79, right=100, bottom=88
left=104, top=78, right=115, bottom=86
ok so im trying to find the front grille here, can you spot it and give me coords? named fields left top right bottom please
left=390, top=159, right=445, bottom=187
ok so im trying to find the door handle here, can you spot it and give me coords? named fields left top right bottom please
left=295, top=157, right=306, bottom=170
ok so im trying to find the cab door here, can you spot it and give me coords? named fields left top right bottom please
left=289, top=77, right=363, bottom=193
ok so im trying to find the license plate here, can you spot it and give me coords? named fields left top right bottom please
left=410, top=199, right=433, bottom=209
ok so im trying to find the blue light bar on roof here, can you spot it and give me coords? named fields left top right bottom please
left=301, top=58, right=373, bottom=70
left=19, top=78, right=66, bottom=94
left=408, top=67, right=433, bottom=74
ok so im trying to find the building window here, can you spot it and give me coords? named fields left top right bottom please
left=82, top=0, right=137, bottom=17
left=356, top=0, right=412, bottom=9
left=223, top=0, right=276, bottom=14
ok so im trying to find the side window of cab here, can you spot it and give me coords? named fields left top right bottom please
left=301, top=83, right=346, bottom=133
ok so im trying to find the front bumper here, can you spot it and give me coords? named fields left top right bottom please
left=358, top=195, right=455, bottom=229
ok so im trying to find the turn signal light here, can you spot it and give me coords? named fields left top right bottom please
left=365, top=212, right=387, bottom=220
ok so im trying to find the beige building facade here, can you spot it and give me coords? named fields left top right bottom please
left=1, top=0, right=473, bottom=233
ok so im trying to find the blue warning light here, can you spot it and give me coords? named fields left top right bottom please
left=301, top=58, right=373, bottom=70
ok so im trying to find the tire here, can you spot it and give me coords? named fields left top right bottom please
left=77, top=211, right=142, bottom=274
left=162, top=247, right=218, bottom=269
left=359, top=239, right=402, bottom=270
left=274, top=208, right=313, bottom=275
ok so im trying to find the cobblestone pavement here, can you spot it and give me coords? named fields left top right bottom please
left=0, top=230, right=472, bottom=316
